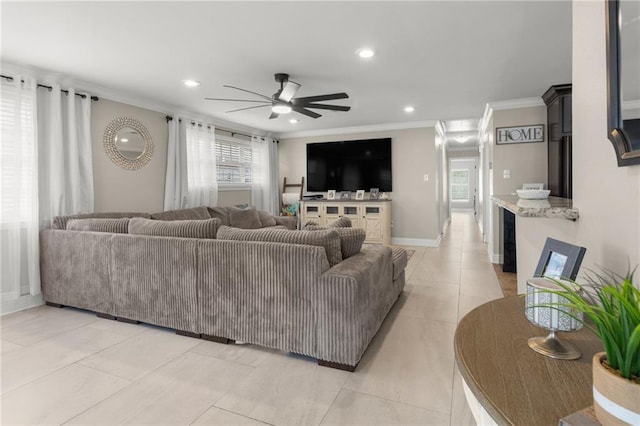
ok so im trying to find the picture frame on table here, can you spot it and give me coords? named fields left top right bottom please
left=340, top=191, right=351, bottom=200
left=327, top=190, right=336, bottom=200
left=370, top=188, right=380, bottom=200
left=355, top=190, right=365, bottom=200
left=534, top=238, right=587, bottom=280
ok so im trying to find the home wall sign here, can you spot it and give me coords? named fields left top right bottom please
left=496, top=125, right=545, bottom=145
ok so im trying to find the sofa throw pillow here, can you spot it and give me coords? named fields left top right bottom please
left=52, top=212, right=151, bottom=230
left=305, top=226, right=366, bottom=259
left=150, top=206, right=211, bottom=221
left=327, top=217, right=352, bottom=228
left=273, top=215, right=298, bottom=230
left=257, top=209, right=277, bottom=227
left=217, top=225, right=343, bottom=266
left=66, top=218, right=130, bottom=234
left=207, top=207, right=231, bottom=225
left=302, top=221, right=319, bottom=230
left=129, top=217, right=222, bottom=239
left=227, top=206, right=262, bottom=229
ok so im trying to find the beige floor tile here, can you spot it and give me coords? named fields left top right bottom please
left=87, top=316, right=153, bottom=337
left=0, top=305, right=98, bottom=346
left=394, top=284, right=459, bottom=324
left=191, top=340, right=275, bottom=368
left=449, top=366, right=476, bottom=426
left=0, top=363, right=131, bottom=425
left=79, top=328, right=201, bottom=380
left=410, top=263, right=461, bottom=285
left=192, top=407, right=270, bottom=425
left=215, top=353, right=349, bottom=426
left=1, top=324, right=132, bottom=394
left=68, top=351, right=253, bottom=425
left=344, top=314, right=456, bottom=414
left=320, top=389, right=450, bottom=426
left=457, top=294, right=499, bottom=322
left=0, top=340, right=23, bottom=354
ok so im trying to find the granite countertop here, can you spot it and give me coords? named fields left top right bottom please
left=490, top=194, right=579, bottom=220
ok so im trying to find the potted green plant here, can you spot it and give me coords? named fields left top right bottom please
left=544, top=268, right=639, bottom=425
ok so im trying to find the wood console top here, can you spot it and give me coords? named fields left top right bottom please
left=454, top=296, right=602, bottom=426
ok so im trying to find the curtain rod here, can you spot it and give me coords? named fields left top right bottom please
left=165, top=115, right=277, bottom=143
left=0, top=75, right=99, bottom=101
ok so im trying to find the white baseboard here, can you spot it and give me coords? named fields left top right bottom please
left=441, top=218, right=450, bottom=235
left=392, top=237, right=441, bottom=247
left=1, top=293, right=44, bottom=316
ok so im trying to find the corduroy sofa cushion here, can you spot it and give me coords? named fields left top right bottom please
left=227, top=206, right=262, bottom=229
left=217, top=225, right=343, bottom=266
left=304, top=226, right=366, bottom=259
left=66, top=218, right=130, bottom=234
left=52, top=212, right=151, bottom=230
left=207, top=207, right=231, bottom=225
left=257, top=209, right=277, bottom=227
left=150, top=206, right=211, bottom=221
left=327, top=217, right=352, bottom=228
left=129, top=217, right=222, bottom=239
left=390, top=247, right=408, bottom=280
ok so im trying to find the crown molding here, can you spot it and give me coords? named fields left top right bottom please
left=487, top=97, right=544, bottom=111
left=277, top=120, right=438, bottom=139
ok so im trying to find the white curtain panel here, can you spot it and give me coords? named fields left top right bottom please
left=163, top=117, right=189, bottom=210
left=186, top=122, right=218, bottom=207
left=37, top=84, right=93, bottom=226
left=0, top=76, right=41, bottom=302
left=251, top=136, right=279, bottom=215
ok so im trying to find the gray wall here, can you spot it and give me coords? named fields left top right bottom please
left=515, top=1, right=640, bottom=292
left=279, top=127, right=440, bottom=244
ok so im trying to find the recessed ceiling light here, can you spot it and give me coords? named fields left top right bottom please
left=356, top=48, right=375, bottom=59
left=120, top=138, right=129, bottom=143
left=272, top=104, right=292, bottom=114
left=404, top=106, right=415, bottom=113
left=457, top=137, right=469, bottom=143
left=183, top=80, right=200, bottom=87
left=289, top=119, right=299, bottom=124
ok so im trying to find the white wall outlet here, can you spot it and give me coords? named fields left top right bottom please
left=423, top=174, right=429, bottom=181
left=503, top=169, right=511, bottom=179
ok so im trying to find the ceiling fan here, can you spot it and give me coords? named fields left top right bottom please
left=205, top=73, right=351, bottom=119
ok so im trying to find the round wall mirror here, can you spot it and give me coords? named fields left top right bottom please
left=103, top=117, right=153, bottom=170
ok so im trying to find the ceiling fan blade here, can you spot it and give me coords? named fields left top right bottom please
left=302, top=103, right=351, bottom=112
left=278, top=81, right=301, bottom=102
left=205, top=98, right=271, bottom=103
left=223, top=85, right=273, bottom=101
left=269, top=111, right=279, bottom=120
left=292, top=105, right=322, bottom=119
left=292, top=92, right=349, bottom=104
left=226, top=105, right=270, bottom=113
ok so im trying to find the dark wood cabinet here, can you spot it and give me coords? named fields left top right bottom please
left=503, top=209, right=516, bottom=273
left=543, top=84, right=572, bottom=199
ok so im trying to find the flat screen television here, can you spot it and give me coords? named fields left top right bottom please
left=306, top=138, right=392, bottom=192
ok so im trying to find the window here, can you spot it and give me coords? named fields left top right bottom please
left=450, top=169, right=469, bottom=201
left=214, top=134, right=255, bottom=185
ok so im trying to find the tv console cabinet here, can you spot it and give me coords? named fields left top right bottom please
left=300, top=199, right=392, bottom=245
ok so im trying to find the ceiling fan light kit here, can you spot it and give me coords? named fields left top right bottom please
left=205, top=73, right=351, bottom=120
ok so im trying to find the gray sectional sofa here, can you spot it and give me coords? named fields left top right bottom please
left=40, top=206, right=407, bottom=371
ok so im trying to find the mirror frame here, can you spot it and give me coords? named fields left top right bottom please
left=606, top=0, right=640, bottom=166
left=103, top=117, right=154, bottom=170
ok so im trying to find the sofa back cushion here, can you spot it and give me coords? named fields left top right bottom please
left=150, top=206, right=211, bottom=221
left=327, top=217, right=352, bottom=228
left=207, top=207, right=231, bottom=225
left=256, top=209, right=277, bottom=227
left=52, top=212, right=151, bottom=230
left=129, top=217, right=222, bottom=239
left=304, top=226, right=366, bottom=259
left=66, top=218, right=130, bottom=234
left=217, top=225, right=343, bottom=266
left=227, top=206, right=262, bottom=229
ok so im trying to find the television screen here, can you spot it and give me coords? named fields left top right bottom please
left=306, top=138, right=392, bottom=192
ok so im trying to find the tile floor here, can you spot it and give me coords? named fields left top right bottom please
left=0, top=211, right=504, bottom=425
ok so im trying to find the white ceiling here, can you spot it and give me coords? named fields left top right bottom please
left=1, top=1, right=572, bottom=138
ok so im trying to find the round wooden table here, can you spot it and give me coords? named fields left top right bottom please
left=454, top=296, right=602, bottom=425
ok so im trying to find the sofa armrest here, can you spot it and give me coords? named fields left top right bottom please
left=317, top=245, right=396, bottom=366
left=273, top=215, right=298, bottom=230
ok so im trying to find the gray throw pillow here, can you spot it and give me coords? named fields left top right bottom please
left=129, top=217, right=221, bottom=239
left=227, top=206, right=262, bottom=229
left=52, top=212, right=151, bottom=229
left=305, top=226, right=366, bottom=258
left=257, top=209, right=277, bottom=227
left=66, top=218, right=130, bottom=234
left=217, top=225, right=343, bottom=266
left=327, top=217, right=352, bottom=228
left=302, top=221, right=319, bottom=230
left=207, top=207, right=230, bottom=225
left=150, top=206, right=211, bottom=221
